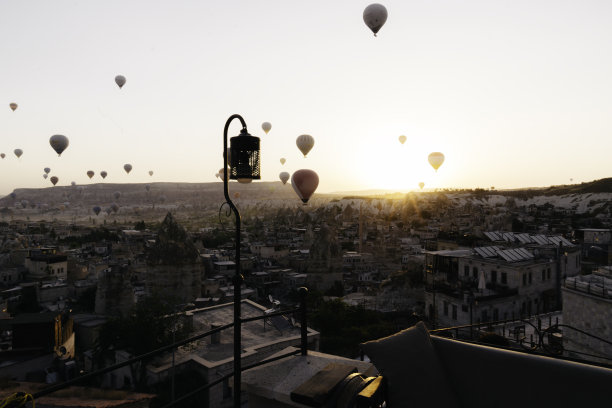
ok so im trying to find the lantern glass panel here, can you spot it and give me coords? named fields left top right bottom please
left=229, top=131, right=260, bottom=180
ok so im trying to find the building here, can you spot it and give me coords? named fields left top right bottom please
left=562, top=267, right=612, bottom=364
left=24, top=248, right=68, bottom=281
left=576, top=228, right=612, bottom=269
left=136, top=299, right=319, bottom=407
left=425, top=235, right=581, bottom=328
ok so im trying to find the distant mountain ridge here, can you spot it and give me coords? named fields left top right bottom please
left=330, top=178, right=612, bottom=197
left=0, top=181, right=300, bottom=208
left=1, top=178, right=610, bottom=208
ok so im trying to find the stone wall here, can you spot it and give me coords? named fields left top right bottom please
left=562, top=287, right=612, bottom=364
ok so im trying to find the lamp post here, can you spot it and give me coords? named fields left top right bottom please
left=222, top=114, right=260, bottom=407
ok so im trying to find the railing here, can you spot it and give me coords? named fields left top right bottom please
left=564, top=276, right=612, bottom=299
left=429, top=316, right=612, bottom=368
left=27, top=287, right=309, bottom=408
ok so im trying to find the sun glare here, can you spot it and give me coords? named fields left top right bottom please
left=355, top=134, right=446, bottom=192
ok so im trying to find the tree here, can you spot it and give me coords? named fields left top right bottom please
left=96, top=293, right=192, bottom=390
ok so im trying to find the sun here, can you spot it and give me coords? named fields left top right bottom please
left=355, top=137, right=442, bottom=192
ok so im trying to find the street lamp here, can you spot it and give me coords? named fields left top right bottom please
left=222, top=114, right=260, bottom=407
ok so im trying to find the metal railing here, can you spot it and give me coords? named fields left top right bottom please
left=429, top=316, right=612, bottom=368
left=28, top=287, right=310, bottom=408
left=564, top=276, right=611, bottom=299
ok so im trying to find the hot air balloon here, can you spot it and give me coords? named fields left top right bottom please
left=262, top=122, right=272, bottom=134
left=44, top=167, right=51, bottom=174
left=49, top=135, right=69, bottom=156
left=291, top=169, right=319, bottom=204
left=363, top=4, right=388, bottom=37
left=124, top=164, right=132, bottom=174
left=234, top=192, right=240, bottom=199
left=71, top=181, right=76, bottom=186
left=43, top=174, right=48, bottom=179
left=115, top=75, right=126, bottom=89
left=21, top=200, right=28, bottom=209
left=9, top=193, right=16, bottom=199
left=145, top=184, right=151, bottom=192
left=111, top=203, right=119, bottom=213
left=399, top=135, right=407, bottom=144
left=428, top=152, right=445, bottom=171
left=105, top=207, right=112, bottom=215
left=280, top=158, right=286, bottom=165
left=93, top=206, right=101, bottom=216
left=0, top=153, right=4, bottom=159
left=279, top=171, right=290, bottom=185
left=50, top=176, right=59, bottom=186
left=148, top=170, right=153, bottom=176
left=9, top=103, right=17, bottom=111
left=159, top=195, right=166, bottom=203
left=296, top=134, right=315, bottom=157
left=87, top=170, right=95, bottom=179
left=14, top=149, right=23, bottom=158
left=113, top=191, right=121, bottom=200
left=100, top=171, right=107, bottom=179
left=419, top=182, right=425, bottom=190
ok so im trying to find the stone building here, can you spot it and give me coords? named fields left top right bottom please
left=425, top=235, right=581, bottom=329
left=562, top=268, right=612, bottom=364
left=24, top=248, right=67, bottom=281
left=144, top=299, right=319, bottom=408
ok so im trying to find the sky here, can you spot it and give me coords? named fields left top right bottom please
left=1, top=0, right=611, bottom=196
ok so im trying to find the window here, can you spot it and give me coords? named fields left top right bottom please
left=443, top=301, right=449, bottom=316
left=464, top=265, right=469, bottom=277
left=491, top=270, right=497, bottom=284
left=501, top=272, right=507, bottom=284
left=493, top=308, right=499, bottom=321
left=461, top=304, right=468, bottom=312
left=473, top=267, right=478, bottom=279
left=547, top=268, right=551, bottom=279
left=452, top=305, right=457, bottom=320
left=522, top=274, right=527, bottom=286
left=528, top=272, right=532, bottom=284
left=542, top=269, right=545, bottom=281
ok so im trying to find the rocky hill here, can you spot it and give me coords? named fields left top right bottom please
left=0, top=181, right=304, bottom=209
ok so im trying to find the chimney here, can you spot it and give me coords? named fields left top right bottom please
left=210, top=322, right=223, bottom=344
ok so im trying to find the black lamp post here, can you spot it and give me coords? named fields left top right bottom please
left=222, top=114, right=260, bottom=407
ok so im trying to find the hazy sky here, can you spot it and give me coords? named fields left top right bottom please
left=1, top=1, right=611, bottom=195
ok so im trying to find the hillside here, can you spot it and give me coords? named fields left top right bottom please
left=0, top=181, right=304, bottom=209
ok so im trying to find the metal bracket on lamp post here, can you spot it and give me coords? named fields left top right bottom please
left=223, top=113, right=247, bottom=408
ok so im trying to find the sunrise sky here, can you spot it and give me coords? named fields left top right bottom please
left=1, top=0, right=611, bottom=195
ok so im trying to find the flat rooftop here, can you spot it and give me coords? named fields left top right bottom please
left=150, top=299, right=306, bottom=369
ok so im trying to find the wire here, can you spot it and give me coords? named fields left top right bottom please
left=0, top=392, right=35, bottom=408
